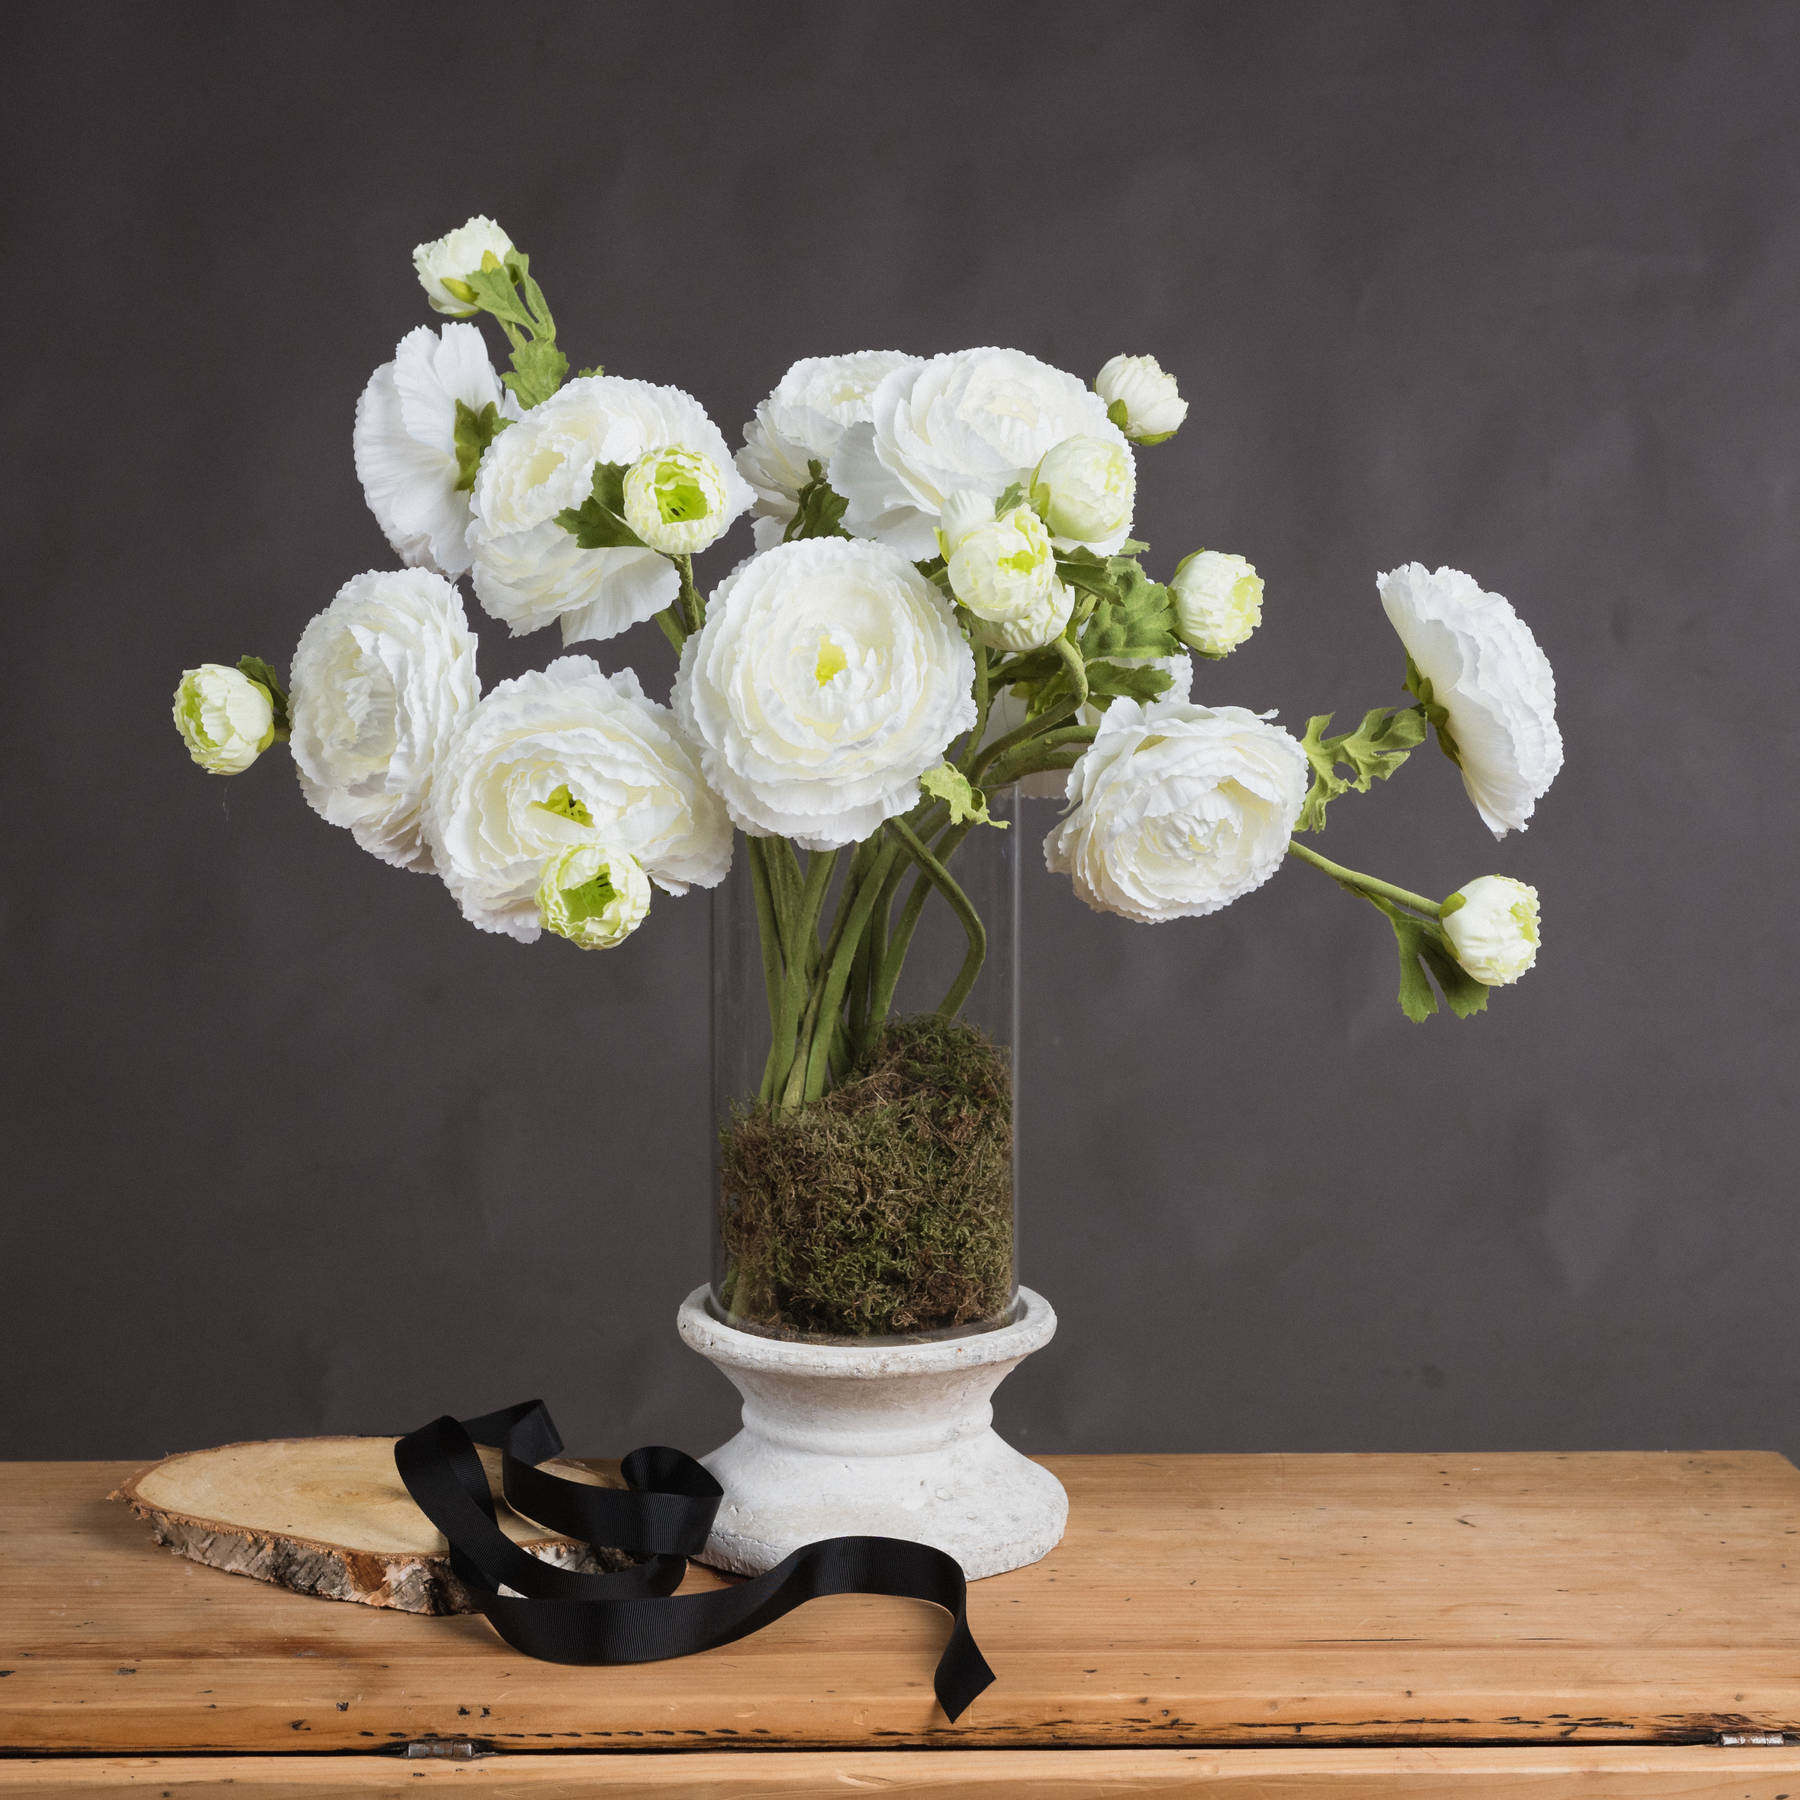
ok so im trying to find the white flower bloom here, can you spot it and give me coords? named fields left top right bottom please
left=672, top=538, right=976, bottom=850
left=413, top=215, right=515, bottom=316
left=537, top=843, right=653, bottom=950
left=737, top=352, right=919, bottom=550
left=621, top=446, right=733, bottom=555
left=353, top=323, right=521, bottom=579
left=830, top=347, right=1131, bottom=559
left=466, top=375, right=753, bottom=646
left=173, top=665, right=275, bottom=775
left=941, top=498, right=1073, bottom=653
left=1378, top=564, right=1562, bottom=838
left=1095, top=353, right=1188, bottom=444
left=1030, top=433, right=1136, bottom=546
left=287, top=569, right=480, bottom=873
left=426, top=657, right=731, bottom=941
left=1171, top=550, right=1263, bottom=657
left=1442, top=874, right=1540, bottom=985
left=1046, top=697, right=1308, bottom=923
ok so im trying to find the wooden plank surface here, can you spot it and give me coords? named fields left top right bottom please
left=4, top=1453, right=1800, bottom=1753
left=6, top=1747, right=1800, bottom=1797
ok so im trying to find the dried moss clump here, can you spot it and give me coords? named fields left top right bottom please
left=716, top=1015, right=1014, bottom=1339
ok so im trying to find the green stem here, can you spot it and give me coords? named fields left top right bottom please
left=1286, top=839, right=1442, bottom=918
left=966, top=634, right=1088, bottom=785
left=799, top=838, right=904, bottom=1103
left=674, top=555, right=704, bottom=635
left=745, top=840, right=785, bottom=1028
left=884, top=817, right=986, bottom=1020
left=761, top=847, right=839, bottom=1106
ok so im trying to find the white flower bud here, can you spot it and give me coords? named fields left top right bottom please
left=621, top=446, right=733, bottom=555
left=1441, top=875, right=1540, bottom=985
left=1095, top=354, right=1188, bottom=444
left=537, top=843, right=652, bottom=950
left=173, top=665, right=275, bottom=775
left=412, top=216, right=515, bottom=317
left=1171, top=550, right=1263, bottom=657
left=943, top=503, right=1074, bottom=653
left=1030, top=433, right=1135, bottom=547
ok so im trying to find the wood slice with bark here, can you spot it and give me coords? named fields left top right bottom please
left=111, top=1435, right=630, bottom=1614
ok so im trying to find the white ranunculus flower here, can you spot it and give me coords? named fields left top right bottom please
left=1378, top=564, right=1563, bottom=838
left=737, top=351, right=919, bottom=550
left=1171, top=550, right=1263, bottom=657
left=1030, top=433, right=1136, bottom=546
left=287, top=569, right=480, bottom=873
left=940, top=496, right=1073, bottom=653
left=621, top=446, right=733, bottom=555
left=1095, top=353, right=1188, bottom=444
left=413, top=215, right=515, bottom=316
left=466, top=375, right=754, bottom=646
left=353, top=323, right=521, bottom=579
left=427, top=657, right=731, bottom=942
left=1046, top=697, right=1308, bottom=923
left=672, top=538, right=976, bottom=850
left=1441, top=874, right=1540, bottom=985
left=537, top=843, right=653, bottom=950
left=173, top=665, right=276, bottom=775
left=830, top=347, right=1131, bottom=559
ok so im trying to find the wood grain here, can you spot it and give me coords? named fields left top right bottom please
left=5, top=1747, right=1800, bottom=1796
left=5, top=1453, right=1800, bottom=1753
left=111, top=1438, right=625, bottom=1614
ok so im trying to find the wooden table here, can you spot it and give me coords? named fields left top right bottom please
left=5, top=1452, right=1800, bottom=1794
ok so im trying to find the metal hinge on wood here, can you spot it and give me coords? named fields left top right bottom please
left=398, top=1738, right=492, bottom=1760
left=1719, top=1731, right=1788, bottom=1746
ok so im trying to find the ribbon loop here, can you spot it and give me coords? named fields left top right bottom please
left=394, top=1401, right=995, bottom=1721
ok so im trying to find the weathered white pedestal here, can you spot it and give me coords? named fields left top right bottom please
left=677, top=1285, right=1067, bottom=1579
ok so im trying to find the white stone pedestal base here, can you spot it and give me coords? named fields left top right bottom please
left=677, top=1286, right=1067, bottom=1580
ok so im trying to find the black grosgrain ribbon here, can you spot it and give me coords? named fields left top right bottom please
left=393, top=1399, right=995, bottom=1721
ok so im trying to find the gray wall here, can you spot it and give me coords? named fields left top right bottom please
left=5, top=1, right=1795, bottom=1463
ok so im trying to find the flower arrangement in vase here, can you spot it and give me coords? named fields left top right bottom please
left=174, top=218, right=1560, bottom=1572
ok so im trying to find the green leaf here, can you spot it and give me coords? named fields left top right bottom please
left=783, top=460, right=850, bottom=542
left=1296, top=703, right=1429, bottom=833
left=993, top=480, right=1029, bottom=516
left=1084, top=659, right=1175, bottom=706
left=456, top=260, right=533, bottom=328
left=236, top=654, right=290, bottom=738
left=1073, top=557, right=1180, bottom=661
left=451, top=399, right=504, bottom=492
left=920, top=761, right=1007, bottom=829
left=502, top=337, right=570, bottom=411
left=1381, top=902, right=1490, bottom=1023
left=1105, top=397, right=1132, bottom=433
left=555, top=462, right=647, bottom=549
left=573, top=365, right=604, bottom=380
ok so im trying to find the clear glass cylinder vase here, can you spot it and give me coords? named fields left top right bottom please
left=710, top=797, right=1020, bottom=1345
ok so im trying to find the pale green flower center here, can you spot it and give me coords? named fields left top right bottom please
left=1511, top=898, right=1540, bottom=945
left=535, top=783, right=593, bottom=826
left=645, top=451, right=714, bottom=525
left=814, top=637, right=848, bottom=685
left=558, top=867, right=620, bottom=926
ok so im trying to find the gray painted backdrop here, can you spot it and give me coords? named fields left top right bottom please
left=5, top=2, right=1795, bottom=1462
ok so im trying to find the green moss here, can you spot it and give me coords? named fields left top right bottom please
left=716, top=1015, right=1014, bottom=1340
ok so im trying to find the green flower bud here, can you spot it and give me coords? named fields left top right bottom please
left=412, top=216, right=516, bottom=317
left=536, top=843, right=652, bottom=950
left=1030, top=433, right=1135, bottom=545
left=1171, top=550, right=1263, bottom=657
left=1442, top=875, right=1540, bottom=985
left=622, top=446, right=733, bottom=555
left=173, top=664, right=276, bottom=775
